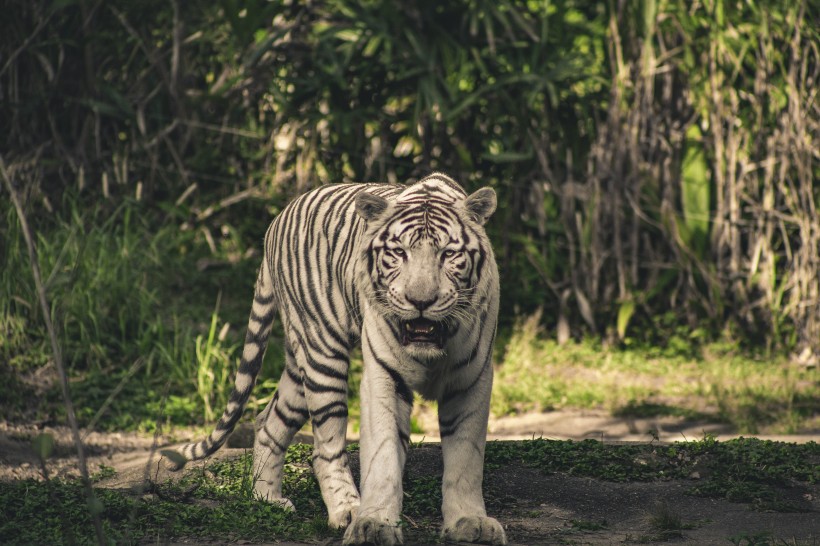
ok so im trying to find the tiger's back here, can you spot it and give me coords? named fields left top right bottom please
left=264, top=182, right=401, bottom=356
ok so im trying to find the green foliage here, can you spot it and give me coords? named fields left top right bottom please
left=686, top=437, right=819, bottom=511
left=0, top=444, right=328, bottom=545
left=488, top=438, right=664, bottom=482
left=728, top=531, right=777, bottom=546
left=3, top=199, right=185, bottom=371
left=646, top=503, right=686, bottom=540
left=570, top=518, right=607, bottom=531
left=402, top=472, right=443, bottom=542
left=616, top=298, right=635, bottom=340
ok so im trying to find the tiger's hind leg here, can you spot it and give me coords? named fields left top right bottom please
left=252, top=348, right=309, bottom=510
left=300, top=349, right=360, bottom=529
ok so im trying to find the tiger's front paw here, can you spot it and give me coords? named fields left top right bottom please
left=342, top=516, right=403, bottom=545
left=442, top=516, right=507, bottom=545
left=327, top=499, right=359, bottom=529
left=253, top=484, right=295, bottom=512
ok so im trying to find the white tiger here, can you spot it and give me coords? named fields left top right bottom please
left=170, top=173, right=506, bottom=546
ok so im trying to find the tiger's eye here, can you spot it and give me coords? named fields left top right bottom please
left=388, top=247, right=406, bottom=259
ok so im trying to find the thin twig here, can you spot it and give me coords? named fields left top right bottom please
left=0, top=156, right=107, bottom=546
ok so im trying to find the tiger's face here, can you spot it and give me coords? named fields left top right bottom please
left=356, top=176, right=496, bottom=357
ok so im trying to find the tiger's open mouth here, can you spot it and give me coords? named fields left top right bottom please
left=402, top=318, right=446, bottom=347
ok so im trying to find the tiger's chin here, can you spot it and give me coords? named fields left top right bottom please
left=403, top=342, right=447, bottom=361
left=400, top=318, right=450, bottom=360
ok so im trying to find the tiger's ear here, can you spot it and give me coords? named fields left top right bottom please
left=464, top=187, right=496, bottom=225
left=355, top=192, right=389, bottom=221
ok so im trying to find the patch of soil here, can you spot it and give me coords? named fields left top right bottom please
left=2, top=414, right=818, bottom=545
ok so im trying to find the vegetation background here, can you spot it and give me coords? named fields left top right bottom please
left=1, top=1, right=819, bottom=544
left=1, top=0, right=818, bottom=434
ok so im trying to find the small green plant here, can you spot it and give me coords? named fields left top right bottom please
left=195, top=298, right=239, bottom=423
left=570, top=518, right=607, bottom=531
left=646, top=502, right=685, bottom=540
left=728, top=530, right=774, bottom=546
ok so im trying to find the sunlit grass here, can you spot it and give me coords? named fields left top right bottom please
left=491, top=314, right=819, bottom=434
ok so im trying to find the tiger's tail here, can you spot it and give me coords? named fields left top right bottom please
left=169, top=258, right=276, bottom=469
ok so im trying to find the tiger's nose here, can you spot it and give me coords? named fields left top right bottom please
left=406, top=294, right=436, bottom=311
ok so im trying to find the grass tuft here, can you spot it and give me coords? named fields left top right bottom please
left=646, top=502, right=685, bottom=540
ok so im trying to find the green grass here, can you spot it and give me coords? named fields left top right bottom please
left=492, top=313, right=819, bottom=434
left=0, top=472, right=327, bottom=545
left=1, top=437, right=816, bottom=544
left=1, top=197, right=278, bottom=432
left=0, top=443, right=330, bottom=545
left=486, top=436, right=818, bottom=513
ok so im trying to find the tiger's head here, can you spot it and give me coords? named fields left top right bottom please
left=355, top=174, right=497, bottom=358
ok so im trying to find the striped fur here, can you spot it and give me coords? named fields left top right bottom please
left=171, top=173, right=505, bottom=546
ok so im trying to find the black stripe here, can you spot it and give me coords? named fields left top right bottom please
left=274, top=403, right=307, bottom=429
left=285, top=363, right=303, bottom=386
left=307, top=358, right=349, bottom=381
left=371, top=352, right=413, bottom=406
left=250, top=305, right=275, bottom=324
left=284, top=401, right=310, bottom=419
left=246, top=326, right=269, bottom=346
left=255, top=292, right=274, bottom=305
left=312, top=407, right=349, bottom=427
left=440, top=351, right=491, bottom=406
left=302, top=372, right=347, bottom=394
left=473, top=249, right=486, bottom=284
left=385, top=319, right=403, bottom=345
left=439, top=409, right=479, bottom=438
left=228, top=384, right=253, bottom=403
left=452, top=357, right=470, bottom=370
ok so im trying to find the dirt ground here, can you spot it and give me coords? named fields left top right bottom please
left=1, top=411, right=818, bottom=545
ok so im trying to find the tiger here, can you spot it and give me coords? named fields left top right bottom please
left=170, top=172, right=506, bottom=546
